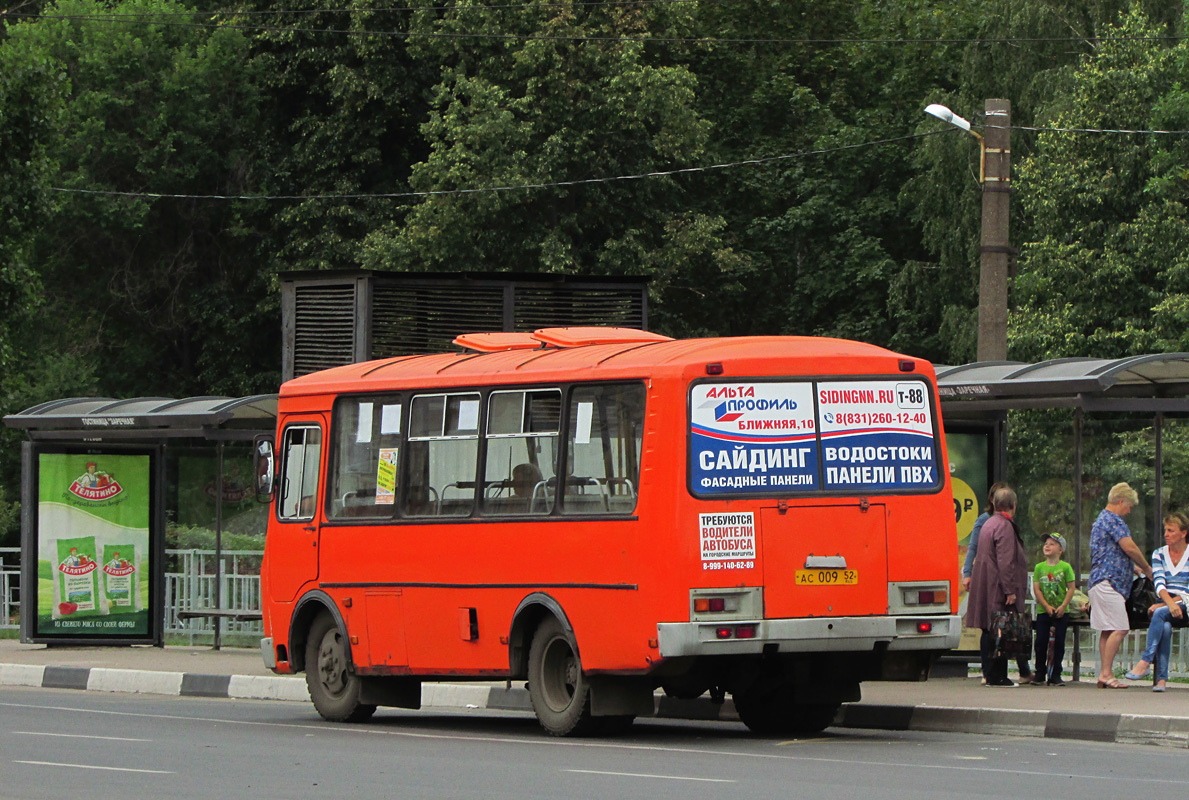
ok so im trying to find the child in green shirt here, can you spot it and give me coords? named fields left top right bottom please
left=1031, top=532, right=1076, bottom=685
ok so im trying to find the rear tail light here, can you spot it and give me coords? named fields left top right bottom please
left=694, top=596, right=731, bottom=613
left=714, top=625, right=757, bottom=640
left=690, top=587, right=762, bottom=621
left=916, top=622, right=934, bottom=634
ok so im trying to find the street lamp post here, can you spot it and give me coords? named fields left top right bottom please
left=925, top=100, right=1012, bottom=362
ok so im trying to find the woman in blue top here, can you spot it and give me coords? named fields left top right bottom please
left=962, top=481, right=1010, bottom=591
left=1126, top=512, right=1189, bottom=692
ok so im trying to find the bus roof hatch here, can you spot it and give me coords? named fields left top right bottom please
left=453, top=332, right=543, bottom=353
left=531, top=327, right=674, bottom=348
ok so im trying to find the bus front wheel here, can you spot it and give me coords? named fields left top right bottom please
left=527, top=617, right=600, bottom=736
left=305, top=612, right=377, bottom=723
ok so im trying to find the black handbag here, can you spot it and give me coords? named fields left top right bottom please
left=1128, top=576, right=1160, bottom=630
left=990, top=609, right=1032, bottom=658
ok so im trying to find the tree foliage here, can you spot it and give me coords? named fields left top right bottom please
left=0, top=0, right=1188, bottom=546
left=5, top=0, right=276, bottom=399
left=1012, top=7, right=1189, bottom=359
left=358, top=0, right=728, bottom=338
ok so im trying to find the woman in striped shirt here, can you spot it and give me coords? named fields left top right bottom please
left=1126, top=512, right=1189, bottom=691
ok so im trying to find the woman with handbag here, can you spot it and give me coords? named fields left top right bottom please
left=965, top=486, right=1029, bottom=687
left=1126, top=511, right=1189, bottom=691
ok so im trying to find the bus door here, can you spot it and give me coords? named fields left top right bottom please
left=269, top=418, right=326, bottom=602
left=760, top=503, right=888, bottom=618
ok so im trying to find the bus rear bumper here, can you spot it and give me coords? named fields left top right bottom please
left=656, top=615, right=961, bottom=657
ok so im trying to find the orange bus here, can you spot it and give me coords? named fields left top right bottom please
left=256, top=328, right=960, bottom=736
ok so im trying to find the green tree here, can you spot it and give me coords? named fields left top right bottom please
left=899, top=0, right=1182, bottom=364
left=237, top=0, right=436, bottom=274
left=0, top=12, right=60, bottom=372
left=0, top=0, right=275, bottom=543
left=6, top=0, right=276, bottom=397
left=1011, top=7, right=1189, bottom=360
left=674, top=0, right=990, bottom=347
left=359, top=0, right=732, bottom=336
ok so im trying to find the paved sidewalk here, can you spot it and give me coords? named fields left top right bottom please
left=1, top=639, right=1186, bottom=748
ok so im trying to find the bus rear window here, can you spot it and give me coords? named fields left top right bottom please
left=562, top=383, right=645, bottom=515
left=690, top=378, right=939, bottom=496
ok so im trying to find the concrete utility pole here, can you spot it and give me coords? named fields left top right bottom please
left=978, top=99, right=1011, bottom=362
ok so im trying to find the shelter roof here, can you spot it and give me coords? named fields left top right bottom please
left=3, top=395, right=277, bottom=441
left=936, top=354, right=1189, bottom=413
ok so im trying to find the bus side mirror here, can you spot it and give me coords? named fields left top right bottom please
left=254, top=436, right=275, bottom=502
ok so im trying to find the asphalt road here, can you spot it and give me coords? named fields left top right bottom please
left=1, top=685, right=1181, bottom=800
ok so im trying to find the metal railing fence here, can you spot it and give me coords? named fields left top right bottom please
left=2, top=547, right=1188, bottom=673
left=1, top=548, right=18, bottom=630
left=163, top=549, right=264, bottom=643
left=0, top=547, right=265, bottom=642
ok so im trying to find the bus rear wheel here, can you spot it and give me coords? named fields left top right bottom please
left=735, top=681, right=839, bottom=736
left=527, top=617, right=601, bottom=737
left=305, top=612, right=377, bottom=723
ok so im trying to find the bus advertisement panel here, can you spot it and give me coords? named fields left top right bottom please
left=690, top=382, right=817, bottom=494
left=818, top=380, right=938, bottom=491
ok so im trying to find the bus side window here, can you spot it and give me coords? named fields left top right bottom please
left=562, top=383, right=645, bottom=515
left=278, top=425, right=322, bottom=521
left=403, top=392, right=479, bottom=517
left=482, top=389, right=560, bottom=515
left=328, top=396, right=401, bottom=519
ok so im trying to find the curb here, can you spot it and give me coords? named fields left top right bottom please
left=3, top=662, right=1186, bottom=748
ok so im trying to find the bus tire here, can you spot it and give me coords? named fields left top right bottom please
left=527, top=616, right=599, bottom=737
left=790, top=703, right=841, bottom=735
left=305, top=612, right=377, bottom=723
left=735, top=681, right=839, bottom=736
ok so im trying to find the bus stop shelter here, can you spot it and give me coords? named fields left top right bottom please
left=938, top=354, right=1189, bottom=676
left=4, top=395, right=277, bottom=647
left=939, top=353, right=1189, bottom=571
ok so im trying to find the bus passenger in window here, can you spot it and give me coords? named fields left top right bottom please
left=512, top=463, right=543, bottom=510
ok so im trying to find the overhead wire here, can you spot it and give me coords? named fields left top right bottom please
left=1010, top=124, right=1189, bottom=135
left=49, top=129, right=950, bottom=202
left=49, top=122, right=1189, bottom=202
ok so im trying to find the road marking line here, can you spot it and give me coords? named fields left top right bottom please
left=565, top=769, right=734, bottom=783
left=14, top=731, right=151, bottom=742
left=0, top=700, right=1183, bottom=786
left=14, top=761, right=173, bottom=774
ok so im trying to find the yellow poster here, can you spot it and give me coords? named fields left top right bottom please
left=376, top=448, right=398, bottom=505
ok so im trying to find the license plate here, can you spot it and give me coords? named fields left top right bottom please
left=795, top=568, right=858, bottom=586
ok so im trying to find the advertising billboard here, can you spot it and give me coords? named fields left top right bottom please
left=24, top=446, right=162, bottom=644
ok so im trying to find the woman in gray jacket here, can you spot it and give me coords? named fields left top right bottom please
left=965, top=486, right=1028, bottom=687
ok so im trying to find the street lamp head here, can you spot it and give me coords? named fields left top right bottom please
left=924, top=103, right=972, bottom=132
